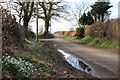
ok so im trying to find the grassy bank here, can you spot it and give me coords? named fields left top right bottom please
left=2, top=39, right=57, bottom=78
left=80, top=36, right=120, bottom=49
left=56, top=33, right=119, bottom=49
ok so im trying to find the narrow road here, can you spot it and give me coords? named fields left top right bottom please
left=42, top=34, right=119, bottom=78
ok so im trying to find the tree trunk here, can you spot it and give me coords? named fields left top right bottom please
left=23, top=19, right=29, bottom=38
left=94, top=16, right=97, bottom=22
left=44, top=18, right=50, bottom=35
left=98, top=15, right=101, bottom=22
left=101, top=14, right=104, bottom=22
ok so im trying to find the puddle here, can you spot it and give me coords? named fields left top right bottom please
left=58, top=49, right=92, bottom=74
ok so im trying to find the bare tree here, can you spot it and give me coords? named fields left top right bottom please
left=70, top=2, right=89, bottom=27
left=11, top=1, right=34, bottom=38
left=37, top=0, right=67, bottom=35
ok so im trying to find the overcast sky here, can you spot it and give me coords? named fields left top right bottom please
left=29, top=0, right=119, bottom=33
left=1, top=0, right=119, bottom=33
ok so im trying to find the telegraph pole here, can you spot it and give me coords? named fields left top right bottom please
left=49, top=18, right=51, bottom=33
left=36, top=2, right=38, bottom=42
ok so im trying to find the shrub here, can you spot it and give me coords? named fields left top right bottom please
left=2, top=6, right=22, bottom=47
left=76, top=27, right=84, bottom=38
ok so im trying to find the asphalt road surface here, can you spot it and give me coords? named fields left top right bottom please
left=43, top=34, right=119, bottom=78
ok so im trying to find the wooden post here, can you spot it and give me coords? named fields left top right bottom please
left=36, top=2, right=38, bottom=42
left=0, top=5, right=2, bottom=79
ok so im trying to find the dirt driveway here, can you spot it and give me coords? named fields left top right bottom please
left=40, top=34, right=119, bottom=78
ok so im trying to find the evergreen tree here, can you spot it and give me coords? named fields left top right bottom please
left=91, top=1, right=112, bottom=22
left=79, top=12, right=94, bottom=26
left=79, top=13, right=87, bottom=26
left=86, top=12, right=94, bottom=25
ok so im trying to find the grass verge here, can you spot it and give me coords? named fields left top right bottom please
left=80, top=36, right=120, bottom=49
left=56, top=34, right=119, bottom=49
left=56, top=33, right=77, bottom=40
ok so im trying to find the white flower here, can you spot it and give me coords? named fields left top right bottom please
left=2, top=55, right=37, bottom=77
left=35, top=69, right=37, bottom=71
left=7, top=56, right=11, bottom=59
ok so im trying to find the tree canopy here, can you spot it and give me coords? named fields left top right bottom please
left=79, top=12, right=94, bottom=26
left=79, top=13, right=87, bottom=26
left=79, top=1, right=112, bottom=26
left=36, top=1, right=67, bottom=35
left=86, top=12, right=94, bottom=25
left=14, top=1, right=34, bottom=38
left=91, top=1, right=113, bottom=22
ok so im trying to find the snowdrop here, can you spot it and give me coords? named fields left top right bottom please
left=2, top=55, right=38, bottom=77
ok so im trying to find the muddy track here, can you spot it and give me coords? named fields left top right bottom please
left=43, top=41, right=94, bottom=78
